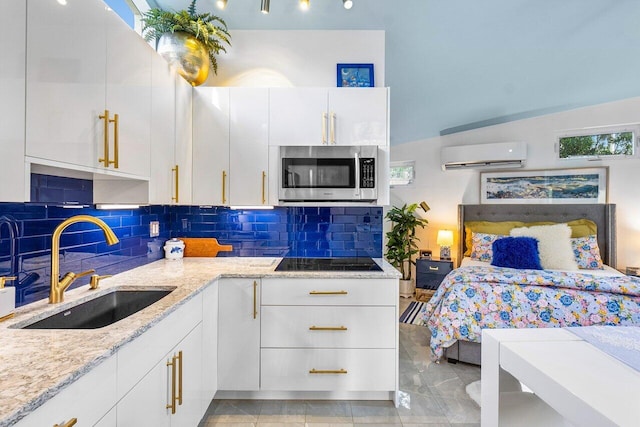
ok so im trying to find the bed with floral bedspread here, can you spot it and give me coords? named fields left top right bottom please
left=419, top=265, right=640, bottom=360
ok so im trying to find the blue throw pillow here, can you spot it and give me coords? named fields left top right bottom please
left=491, top=237, right=543, bottom=270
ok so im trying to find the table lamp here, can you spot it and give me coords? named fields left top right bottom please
left=437, top=229, right=453, bottom=260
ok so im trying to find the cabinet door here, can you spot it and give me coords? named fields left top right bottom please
left=149, top=53, right=176, bottom=204
left=192, top=87, right=230, bottom=205
left=229, top=88, right=269, bottom=206
left=25, top=0, right=107, bottom=169
left=218, top=278, right=261, bottom=390
left=174, top=76, right=193, bottom=205
left=328, top=88, right=388, bottom=146
left=171, top=323, right=204, bottom=427
left=0, top=0, right=26, bottom=202
left=269, top=88, right=328, bottom=146
left=116, top=347, right=171, bottom=427
left=104, top=9, right=151, bottom=177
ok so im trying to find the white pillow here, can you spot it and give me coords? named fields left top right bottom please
left=510, top=223, right=579, bottom=270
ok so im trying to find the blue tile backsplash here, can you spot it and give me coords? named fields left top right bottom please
left=0, top=202, right=382, bottom=307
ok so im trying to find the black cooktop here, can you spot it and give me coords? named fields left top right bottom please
left=275, top=257, right=382, bottom=272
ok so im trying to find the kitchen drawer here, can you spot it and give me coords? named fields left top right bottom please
left=261, top=306, right=396, bottom=348
left=261, top=348, right=396, bottom=391
left=261, top=278, right=397, bottom=306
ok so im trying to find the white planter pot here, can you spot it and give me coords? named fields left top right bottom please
left=399, top=279, right=415, bottom=298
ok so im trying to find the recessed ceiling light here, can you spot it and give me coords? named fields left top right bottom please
left=299, top=0, right=310, bottom=11
left=216, top=0, right=227, bottom=9
left=343, top=0, right=353, bottom=9
left=56, top=0, right=67, bottom=5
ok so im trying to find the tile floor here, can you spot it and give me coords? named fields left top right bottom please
left=198, top=297, right=481, bottom=427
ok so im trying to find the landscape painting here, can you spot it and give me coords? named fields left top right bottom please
left=480, top=167, right=608, bottom=204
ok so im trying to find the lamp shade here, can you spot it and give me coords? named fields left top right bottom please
left=437, top=229, right=454, bottom=247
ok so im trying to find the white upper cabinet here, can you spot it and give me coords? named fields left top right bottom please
left=174, top=75, right=193, bottom=205
left=0, top=0, right=26, bottom=202
left=269, top=87, right=388, bottom=147
left=25, top=0, right=151, bottom=178
left=192, top=87, right=230, bottom=206
left=149, top=53, right=177, bottom=204
left=229, top=88, right=270, bottom=206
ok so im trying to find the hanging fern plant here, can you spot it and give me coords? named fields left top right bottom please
left=141, top=0, right=231, bottom=75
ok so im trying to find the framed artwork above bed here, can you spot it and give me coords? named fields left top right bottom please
left=480, top=167, right=608, bottom=204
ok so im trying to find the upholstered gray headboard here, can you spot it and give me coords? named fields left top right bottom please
left=458, top=204, right=617, bottom=268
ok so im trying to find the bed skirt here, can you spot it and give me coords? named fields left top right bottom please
left=444, top=340, right=481, bottom=365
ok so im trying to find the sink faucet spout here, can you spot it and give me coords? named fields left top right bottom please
left=49, top=215, right=119, bottom=304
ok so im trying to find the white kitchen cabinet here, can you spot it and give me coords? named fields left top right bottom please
left=25, top=0, right=151, bottom=178
left=0, top=0, right=26, bottom=202
left=269, top=87, right=388, bottom=146
left=229, top=88, right=270, bottom=206
left=218, top=278, right=261, bottom=390
left=117, top=323, right=202, bottom=427
left=149, top=52, right=177, bottom=204
left=192, top=87, right=230, bottom=206
left=149, top=58, right=193, bottom=205
left=14, top=356, right=117, bottom=427
left=174, top=75, right=193, bottom=205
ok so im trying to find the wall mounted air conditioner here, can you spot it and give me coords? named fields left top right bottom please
left=440, top=141, right=526, bottom=171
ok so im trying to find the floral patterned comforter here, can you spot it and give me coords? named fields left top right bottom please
left=419, top=266, right=640, bottom=360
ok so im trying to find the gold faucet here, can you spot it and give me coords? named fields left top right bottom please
left=49, top=215, right=119, bottom=304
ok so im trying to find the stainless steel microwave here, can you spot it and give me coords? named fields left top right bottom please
left=279, top=146, right=377, bottom=202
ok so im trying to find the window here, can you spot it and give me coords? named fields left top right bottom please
left=557, top=125, right=638, bottom=159
left=390, top=161, right=415, bottom=187
left=104, top=0, right=141, bottom=31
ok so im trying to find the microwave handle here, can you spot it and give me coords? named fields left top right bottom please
left=354, top=152, right=360, bottom=197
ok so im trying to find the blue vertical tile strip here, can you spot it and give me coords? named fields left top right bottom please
left=2, top=179, right=382, bottom=307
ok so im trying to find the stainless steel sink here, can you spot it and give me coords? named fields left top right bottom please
left=22, top=288, right=175, bottom=329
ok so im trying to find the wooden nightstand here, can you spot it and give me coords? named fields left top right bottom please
left=416, top=258, right=454, bottom=290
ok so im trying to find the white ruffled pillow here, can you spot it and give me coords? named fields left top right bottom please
left=510, top=223, right=579, bottom=270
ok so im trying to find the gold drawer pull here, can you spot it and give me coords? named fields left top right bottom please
left=309, top=290, right=348, bottom=295
left=309, top=325, right=348, bottom=331
left=309, top=368, right=347, bottom=374
left=429, top=266, right=439, bottom=271
left=54, top=418, right=77, bottom=427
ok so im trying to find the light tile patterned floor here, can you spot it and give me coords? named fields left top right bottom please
left=199, top=297, right=481, bottom=427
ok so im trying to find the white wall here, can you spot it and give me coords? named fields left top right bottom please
left=391, top=96, right=640, bottom=270
left=206, top=30, right=385, bottom=87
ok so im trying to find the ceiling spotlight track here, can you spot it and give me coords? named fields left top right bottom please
left=261, top=0, right=270, bottom=14
left=343, top=0, right=353, bottom=9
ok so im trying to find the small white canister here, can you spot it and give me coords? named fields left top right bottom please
left=164, top=238, right=185, bottom=260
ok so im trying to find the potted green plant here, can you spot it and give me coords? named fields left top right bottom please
left=385, top=203, right=429, bottom=298
left=141, top=0, right=231, bottom=86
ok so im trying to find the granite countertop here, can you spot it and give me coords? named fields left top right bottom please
left=0, top=257, right=399, bottom=426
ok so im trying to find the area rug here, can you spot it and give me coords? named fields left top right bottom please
left=399, top=301, right=427, bottom=325
left=466, top=380, right=481, bottom=406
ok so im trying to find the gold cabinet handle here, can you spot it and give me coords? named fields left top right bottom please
left=309, top=326, right=348, bottom=331
left=222, top=170, right=227, bottom=204
left=98, top=109, right=110, bottom=167
left=110, top=113, right=119, bottom=168
left=309, top=290, right=348, bottom=295
left=176, top=350, right=183, bottom=406
left=322, top=112, right=328, bottom=144
left=172, top=165, right=179, bottom=203
left=261, top=171, right=266, bottom=204
left=166, top=355, right=177, bottom=414
left=330, top=112, right=336, bottom=144
left=429, top=266, right=439, bottom=271
left=54, top=418, right=77, bottom=427
left=309, top=369, right=347, bottom=374
left=253, top=280, right=258, bottom=319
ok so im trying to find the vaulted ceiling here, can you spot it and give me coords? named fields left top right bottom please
left=154, top=0, right=640, bottom=145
